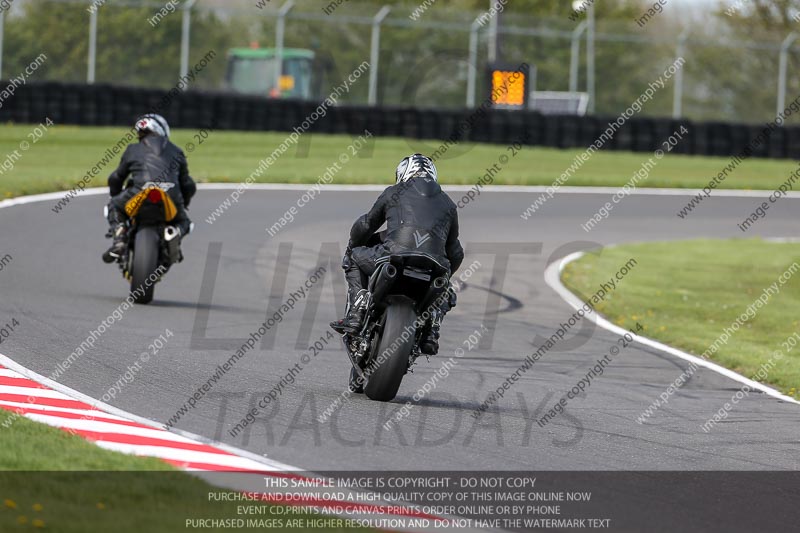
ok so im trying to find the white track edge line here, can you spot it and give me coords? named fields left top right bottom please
left=3, top=184, right=800, bottom=211
left=543, top=251, right=800, bottom=406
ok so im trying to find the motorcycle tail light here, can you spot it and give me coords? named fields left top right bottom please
left=147, top=189, right=162, bottom=204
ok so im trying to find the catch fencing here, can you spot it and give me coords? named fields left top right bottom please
left=3, top=0, right=800, bottom=124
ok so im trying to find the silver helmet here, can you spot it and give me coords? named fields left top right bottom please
left=395, top=153, right=437, bottom=183
left=135, top=113, right=170, bottom=138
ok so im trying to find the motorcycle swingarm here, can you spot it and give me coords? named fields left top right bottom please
left=343, top=324, right=381, bottom=380
left=344, top=339, right=366, bottom=380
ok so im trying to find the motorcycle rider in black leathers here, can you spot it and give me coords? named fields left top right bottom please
left=330, top=154, right=464, bottom=355
left=102, top=114, right=196, bottom=263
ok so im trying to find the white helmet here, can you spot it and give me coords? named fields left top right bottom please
left=395, top=153, right=437, bottom=183
left=135, top=114, right=170, bottom=138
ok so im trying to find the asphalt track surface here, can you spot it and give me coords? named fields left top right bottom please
left=1, top=186, right=799, bottom=477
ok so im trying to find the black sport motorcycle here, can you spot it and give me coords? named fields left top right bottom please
left=341, top=251, right=450, bottom=402
left=105, top=183, right=187, bottom=304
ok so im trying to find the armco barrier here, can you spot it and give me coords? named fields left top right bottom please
left=2, top=81, right=799, bottom=160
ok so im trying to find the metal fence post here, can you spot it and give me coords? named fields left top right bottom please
left=180, top=0, right=198, bottom=79
left=0, top=10, right=5, bottom=80
left=275, top=0, right=296, bottom=95
left=569, top=20, right=587, bottom=93
left=778, top=32, right=798, bottom=117
left=467, top=15, right=484, bottom=107
left=672, top=30, right=688, bottom=119
left=586, top=3, right=595, bottom=113
left=88, top=7, right=97, bottom=83
left=368, top=6, right=391, bottom=106
left=487, top=0, right=499, bottom=63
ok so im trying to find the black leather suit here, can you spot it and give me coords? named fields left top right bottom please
left=106, top=133, right=196, bottom=234
left=344, top=175, right=464, bottom=299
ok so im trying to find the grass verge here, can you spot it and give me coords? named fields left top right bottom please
left=561, top=239, right=800, bottom=398
left=2, top=125, right=799, bottom=198
left=0, top=410, right=371, bottom=532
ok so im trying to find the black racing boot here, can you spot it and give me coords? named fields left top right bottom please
left=102, top=224, right=127, bottom=264
left=420, top=324, right=440, bottom=355
left=420, top=311, right=442, bottom=355
left=330, top=290, right=368, bottom=335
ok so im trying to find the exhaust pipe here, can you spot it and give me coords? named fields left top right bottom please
left=164, top=226, right=180, bottom=242
left=419, top=275, right=449, bottom=314
left=370, top=264, right=397, bottom=305
left=164, top=225, right=182, bottom=265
